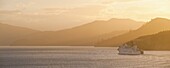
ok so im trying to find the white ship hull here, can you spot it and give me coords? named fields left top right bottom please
left=118, top=51, right=143, bottom=55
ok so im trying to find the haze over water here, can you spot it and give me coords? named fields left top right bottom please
left=1, top=46, right=170, bottom=68
left=1, top=0, right=170, bottom=68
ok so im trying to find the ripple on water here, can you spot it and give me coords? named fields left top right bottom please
left=0, top=47, right=170, bottom=68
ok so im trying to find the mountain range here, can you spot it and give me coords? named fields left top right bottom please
left=0, top=18, right=143, bottom=46
left=2, top=17, right=170, bottom=50
left=98, top=18, right=170, bottom=47
left=128, top=31, right=170, bottom=50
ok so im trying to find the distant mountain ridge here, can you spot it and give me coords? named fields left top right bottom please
left=10, top=18, right=143, bottom=46
left=0, top=23, right=40, bottom=46
left=98, top=18, right=170, bottom=46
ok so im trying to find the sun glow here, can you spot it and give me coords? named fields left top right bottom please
left=1, top=0, right=170, bottom=30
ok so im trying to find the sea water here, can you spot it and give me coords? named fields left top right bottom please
left=0, top=46, right=170, bottom=68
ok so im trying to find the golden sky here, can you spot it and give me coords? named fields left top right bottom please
left=0, top=0, right=170, bottom=30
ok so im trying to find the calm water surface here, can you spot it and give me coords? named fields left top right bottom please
left=0, top=46, right=170, bottom=68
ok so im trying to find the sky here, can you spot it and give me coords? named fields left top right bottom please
left=0, top=0, right=170, bottom=31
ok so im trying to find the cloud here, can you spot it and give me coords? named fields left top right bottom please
left=37, top=8, right=69, bottom=15
left=0, top=5, right=106, bottom=31
left=100, top=0, right=170, bottom=21
left=67, top=5, right=105, bottom=16
left=0, top=10, right=21, bottom=14
left=36, top=5, right=105, bottom=19
left=100, top=0, right=139, bottom=4
left=1, top=0, right=170, bottom=30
